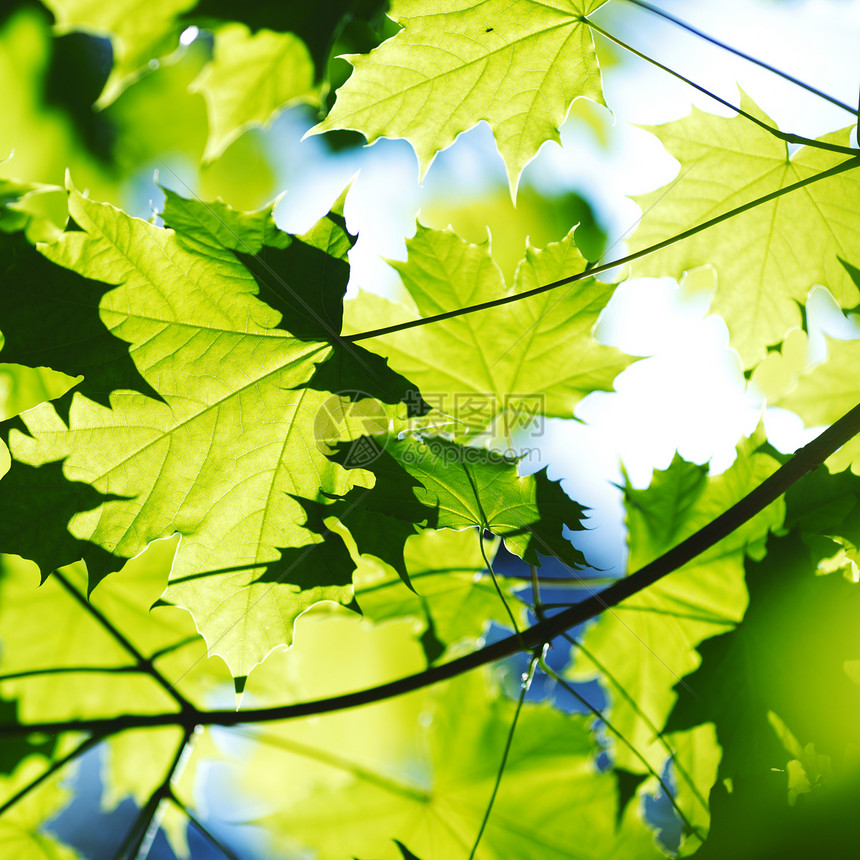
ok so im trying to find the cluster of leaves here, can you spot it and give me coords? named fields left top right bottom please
left=2, top=0, right=860, bottom=858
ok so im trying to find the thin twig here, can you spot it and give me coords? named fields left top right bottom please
left=343, top=156, right=860, bottom=342
left=565, top=633, right=709, bottom=813
left=468, top=652, right=539, bottom=860
left=585, top=19, right=858, bottom=156
left=616, top=0, right=857, bottom=115
left=538, top=656, right=703, bottom=842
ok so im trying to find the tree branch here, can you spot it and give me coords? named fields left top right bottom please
left=2, top=400, right=857, bottom=738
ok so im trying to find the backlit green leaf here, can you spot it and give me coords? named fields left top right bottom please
left=345, top=224, right=632, bottom=437
left=0, top=184, right=413, bottom=675
left=314, top=0, right=606, bottom=189
left=629, top=95, right=860, bottom=367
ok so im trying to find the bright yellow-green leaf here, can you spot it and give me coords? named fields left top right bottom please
left=663, top=725, right=721, bottom=857
left=629, top=95, right=860, bottom=367
left=314, top=0, right=607, bottom=190
left=774, top=334, right=860, bottom=474
left=345, top=224, right=631, bottom=438
left=3, top=185, right=373, bottom=675
left=190, top=23, right=317, bottom=161
left=0, top=365, right=77, bottom=421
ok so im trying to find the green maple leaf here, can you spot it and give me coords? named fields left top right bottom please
left=314, top=0, right=607, bottom=189
left=345, top=224, right=632, bottom=437
left=190, top=23, right=317, bottom=161
left=331, top=435, right=588, bottom=571
left=628, top=95, right=860, bottom=367
left=0, top=184, right=415, bottom=676
left=572, top=436, right=784, bottom=787
left=773, top=334, right=860, bottom=474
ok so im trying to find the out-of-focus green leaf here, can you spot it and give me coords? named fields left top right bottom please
left=0, top=742, right=83, bottom=859
left=665, top=530, right=860, bottom=858
left=43, top=0, right=197, bottom=106
left=0, top=543, right=229, bottom=825
left=572, top=435, right=783, bottom=786
left=190, top=23, right=316, bottom=161
left=236, top=619, right=662, bottom=860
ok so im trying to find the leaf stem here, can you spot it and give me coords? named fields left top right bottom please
left=2, top=401, right=858, bottom=737
left=615, top=0, right=857, bottom=116
left=477, top=531, right=521, bottom=643
left=343, top=156, right=860, bottom=341
left=584, top=19, right=858, bottom=156
left=468, top=652, right=538, bottom=860
left=537, top=656, right=703, bottom=842
left=566, top=633, right=709, bottom=812
left=167, top=791, right=242, bottom=860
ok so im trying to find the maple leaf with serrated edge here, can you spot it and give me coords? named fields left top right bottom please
left=0, top=183, right=421, bottom=676
left=570, top=435, right=784, bottom=806
left=313, top=0, right=607, bottom=190
left=628, top=93, right=860, bottom=368
left=328, top=435, right=588, bottom=573
left=344, top=224, right=632, bottom=438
